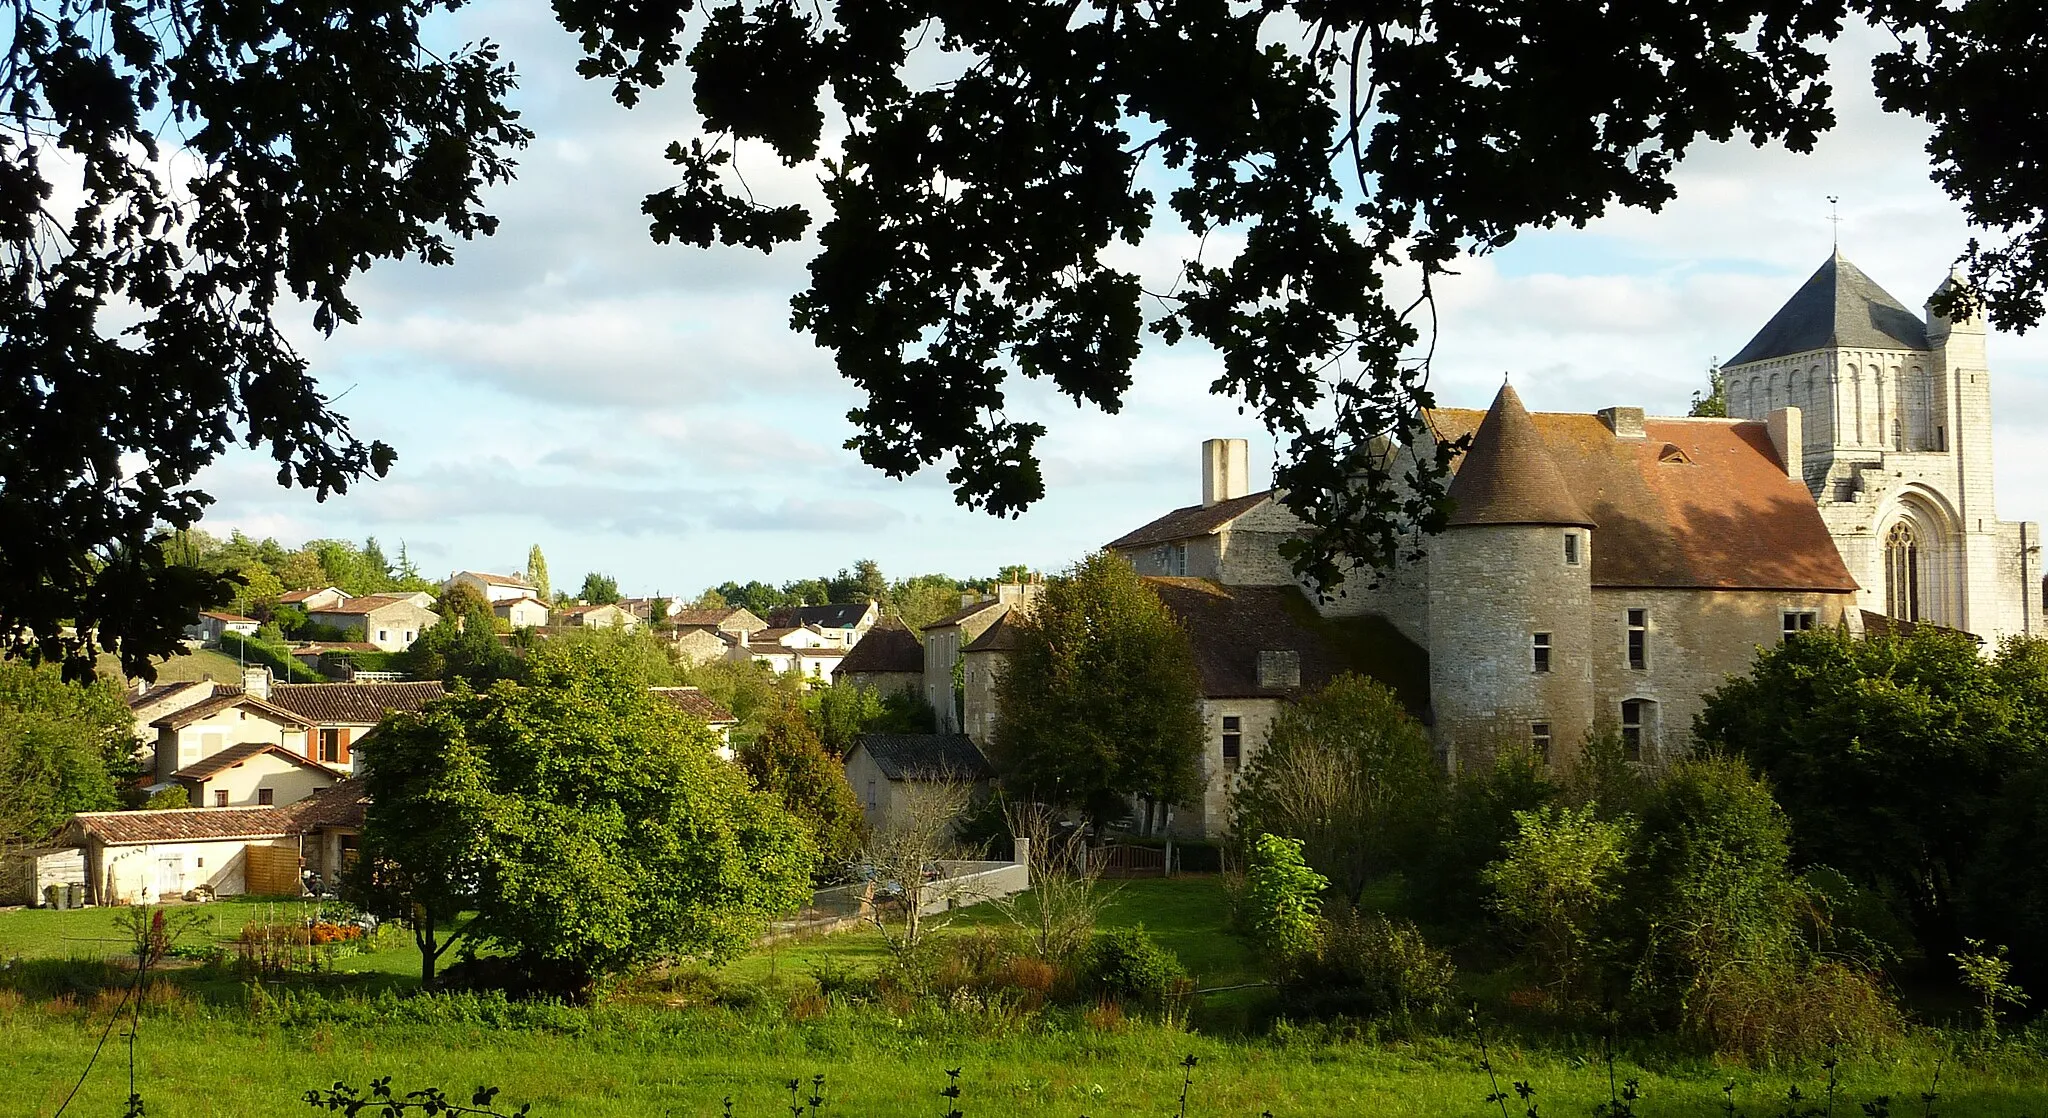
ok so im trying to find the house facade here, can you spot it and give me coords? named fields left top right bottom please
left=836, top=617, right=924, bottom=696
left=555, top=603, right=638, bottom=631
left=770, top=602, right=882, bottom=648
left=151, top=693, right=311, bottom=786
left=844, top=733, right=995, bottom=832
left=922, top=586, right=1040, bottom=732
left=493, top=596, right=550, bottom=628
left=445, top=570, right=541, bottom=604
left=262, top=677, right=447, bottom=773
left=279, top=587, right=351, bottom=612
left=305, top=594, right=440, bottom=652
left=170, top=743, right=341, bottom=808
left=187, top=611, right=259, bottom=643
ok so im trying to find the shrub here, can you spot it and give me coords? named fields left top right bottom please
left=1243, top=833, right=1328, bottom=963
left=1080, top=925, right=1187, bottom=1003
left=1482, top=803, right=1631, bottom=1007
left=1285, top=907, right=1457, bottom=1020
left=1420, top=746, right=1560, bottom=927
left=142, top=786, right=190, bottom=810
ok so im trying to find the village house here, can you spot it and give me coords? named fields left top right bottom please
left=187, top=610, right=259, bottom=643
left=278, top=586, right=351, bottom=612
left=168, top=743, right=341, bottom=809
left=769, top=602, right=882, bottom=648
left=304, top=593, right=440, bottom=652
left=262, top=676, right=447, bottom=773
left=150, top=691, right=311, bottom=789
left=667, top=606, right=769, bottom=639
left=922, top=585, right=1040, bottom=733
left=128, top=679, right=239, bottom=756
left=835, top=617, right=924, bottom=696
left=650, top=687, right=741, bottom=758
left=843, top=732, right=995, bottom=832
left=493, top=595, right=550, bottom=628
left=554, top=602, right=638, bottom=631
left=444, top=570, right=541, bottom=604
left=667, top=625, right=738, bottom=667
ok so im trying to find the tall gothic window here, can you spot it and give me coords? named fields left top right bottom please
left=1885, top=522, right=1920, bottom=621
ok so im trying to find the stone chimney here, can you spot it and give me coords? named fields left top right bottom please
left=241, top=666, right=272, bottom=701
left=1767, top=406, right=1802, bottom=479
left=1598, top=407, right=1646, bottom=439
left=1256, top=649, right=1301, bottom=690
left=1201, top=438, right=1250, bottom=507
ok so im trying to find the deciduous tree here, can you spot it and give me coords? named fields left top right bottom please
left=991, top=553, right=1204, bottom=826
left=353, top=641, right=815, bottom=991
left=0, top=661, right=133, bottom=844
left=740, top=705, right=865, bottom=868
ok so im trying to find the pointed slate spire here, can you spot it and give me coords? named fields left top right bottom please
left=1446, top=384, right=1595, bottom=528
left=1727, top=253, right=1930, bottom=366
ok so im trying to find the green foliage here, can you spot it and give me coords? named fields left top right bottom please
left=991, top=553, right=1205, bottom=821
left=143, top=786, right=191, bottom=811
left=217, top=633, right=324, bottom=682
left=1688, top=366, right=1729, bottom=417
left=889, top=574, right=968, bottom=631
left=354, top=639, right=817, bottom=991
left=681, top=658, right=807, bottom=744
left=1952, top=938, right=2030, bottom=1035
left=544, top=627, right=681, bottom=686
left=1483, top=804, right=1631, bottom=1005
left=1421, top=747, right=1561, bottom=927
left=1079, top=925, right=1187, bottom=1002
left=1243, top=834, right=1328, bottom=964
left=807, top=681, right=935, bottom=754
left=525, top=546, right=551, bottom=602
left=578, top=572, right=621, bottom=605
left=1230, top=672, right=1443, bottom=903
left=740, top=705, right=867, bottom=868
left=1285, top=907, right=1457, bottom=1020
left=403, top=594, right=523, bottom=689
left=0, top=660, right=133, bottom=841
left=1697, top=627, right=2036, bottom=957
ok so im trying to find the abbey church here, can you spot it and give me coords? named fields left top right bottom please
left=1101, top=254, right=2043, bottom=830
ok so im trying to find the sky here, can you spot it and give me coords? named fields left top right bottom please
left=188, top=9, right=2048, bottom=600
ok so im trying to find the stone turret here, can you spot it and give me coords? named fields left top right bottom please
left=1427, top=385, right=1596, bottom=769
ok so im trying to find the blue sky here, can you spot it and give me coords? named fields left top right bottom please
left=190, top=9, right=2048, bottom=599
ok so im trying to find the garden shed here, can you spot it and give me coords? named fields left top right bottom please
left=0, top=846, right=87, bottom=906
left=59, top=806, right=305, bottom=904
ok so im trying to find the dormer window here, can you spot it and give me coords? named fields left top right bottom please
left=1657, top=443, right=1691, bottom=465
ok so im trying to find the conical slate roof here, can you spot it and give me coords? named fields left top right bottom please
left=1445, top=385, right=1595, bottom=528
left=1727, top=253, right=1930, bottom=366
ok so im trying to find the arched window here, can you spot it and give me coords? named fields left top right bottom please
left=1749, top=377, right=1762, bottom=418
left=1885, top=521, right=1920, bottom=621
left=1765, top=372, right=1777, bottom=411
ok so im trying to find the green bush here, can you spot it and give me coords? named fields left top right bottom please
left=1079, top=925, right=1186, bottom=1002
left=1419, top=746, right=1560, bottom=928
left=1482, top=803, right=1631, bottom=1008
left=1243, top=833, right=1328, bottom=963
left=217, top=632, right=322, bottom=681
left=1285, top=907, right=1457, bottom=1020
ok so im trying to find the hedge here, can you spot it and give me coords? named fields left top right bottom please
left=217, top=633, right=324, bottom=682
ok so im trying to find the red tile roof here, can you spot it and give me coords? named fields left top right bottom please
left=267, top=681, right=446, bottom=726
left=172, top=742, right=340, bottom=783
left=67, top=806, right=304, bottom=844
left=308, top=594, right=431, bottom=616
left=1427, top=408, right=1858, bottom=592
left=457, top=571, right=536, bottom=588
left=669, top=608, right=764, bottom=629
left=1104, top=489, right=1276, bottom=551
left=1444, top=385, right=1595, bottom=528
left=152, top=692, right=314, bottom=730
left=200, top=611, right=257, bottom=623
left=279, top=587, right=346, bottom=603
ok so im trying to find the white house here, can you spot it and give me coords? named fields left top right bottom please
left=169, top=742, right=342, bottom=809
left=445, top=570, right=541, bottom=605
left=304, top=594, right=440, bottom=652
left=187, top=611, right=259, bottom=643
left=493, top=595, right=550, bottom=628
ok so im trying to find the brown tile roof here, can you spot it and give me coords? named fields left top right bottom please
left=650, top=687, right=738, bottom=725
left=279, top=587, right=345, bottom=603
left=1444, top=385, right=1596, bottom=528
left=1143, top=578, right=1429, bottom=709
left=68, top=805, right=304, bottom=845
left=752, top=626, right=802, bottom=643
left=267, top=681, right=447, bottom=726
left=963, top=613, right=1023, bottom=653
left=1428, top=407, right=1859, bottom=592
left=922, top=598, right=1006, bottom=631
left=1859, top=610, right=1981, bottom=643
left=152, top=692, right=314, bottom=730
left=458, top=571, right=536, bottom=588
left=838, top=617, right=924, bottom=673
left=309, top=594, right=427, bottom=616
left=129, top=680, right=205, bottom=711
left=669, top=608, right=765, bottom=630
left=172, top=742, right=339, bottom=783
left=1104, top=489, right=1276, bottom=551
left=289, top=781, right=370, bottom=830
left=200, top=610, right=257, bottom=623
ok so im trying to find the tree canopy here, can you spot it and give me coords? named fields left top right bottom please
left=991, top=552, right=1204, bottom=824
left=0, top=660, right=134, bottom=843
left=14, top=0, right=2046, bottom=674
left=353, top=640, right=815, bottom=991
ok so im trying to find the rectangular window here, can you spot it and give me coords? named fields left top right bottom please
left=1782, top=610, right=1819, bottom=639
left=1621, top=699, right=1646, bottom=761
left=213, top=789, right=228, bottom=807
left=1169, top=543, right=1189, bottom=577
left=318, top=729, right=341, bottom=764
left=1531, top=722, right=1552, bottom=763
left=1222, top=715, right=1242, bottom=772
left=1531, top=633, right=1552, bottom=674
left=866, top=780, right=877, bottom=809
left=257, top=788, right=274, bottom=806
left=1627, top=609, right=1648, bottom=670
left=1563, top=532, right=1581, bottom=566
left=376, top=629, right=389, bottom=643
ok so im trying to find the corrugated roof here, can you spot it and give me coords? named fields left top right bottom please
left=1428, top=409, right=1859, bottom=592
left=853, top=733, right=994, bottom=781
left=1728, top=253, right=1931, bottom=366
left=1103, top=489, right=1275, bottom=551
left=267, top=681, right=446, bottom=726
left=650, top=687, right=738, bottom=724
left=838, top=617, right=924, bottom=674
left=172, top=742, right=339, bottom=783
left=1445, top=385, right=1596, bottom=528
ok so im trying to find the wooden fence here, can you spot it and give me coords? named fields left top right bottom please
left=245, top=844, right=303, bottom=896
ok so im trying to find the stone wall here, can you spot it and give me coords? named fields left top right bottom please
left=961, top=648, right=1006, bottom=747
left=1172, top=697, right=1285, bottom=839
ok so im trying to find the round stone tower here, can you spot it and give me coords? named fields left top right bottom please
left=1427, top=384, right=1596, bottom=771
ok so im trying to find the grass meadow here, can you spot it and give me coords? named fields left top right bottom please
left=4, top=880, right=2046, bottom=1118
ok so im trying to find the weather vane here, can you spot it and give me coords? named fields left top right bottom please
left=1826, top=195, right=1842, bottom=251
